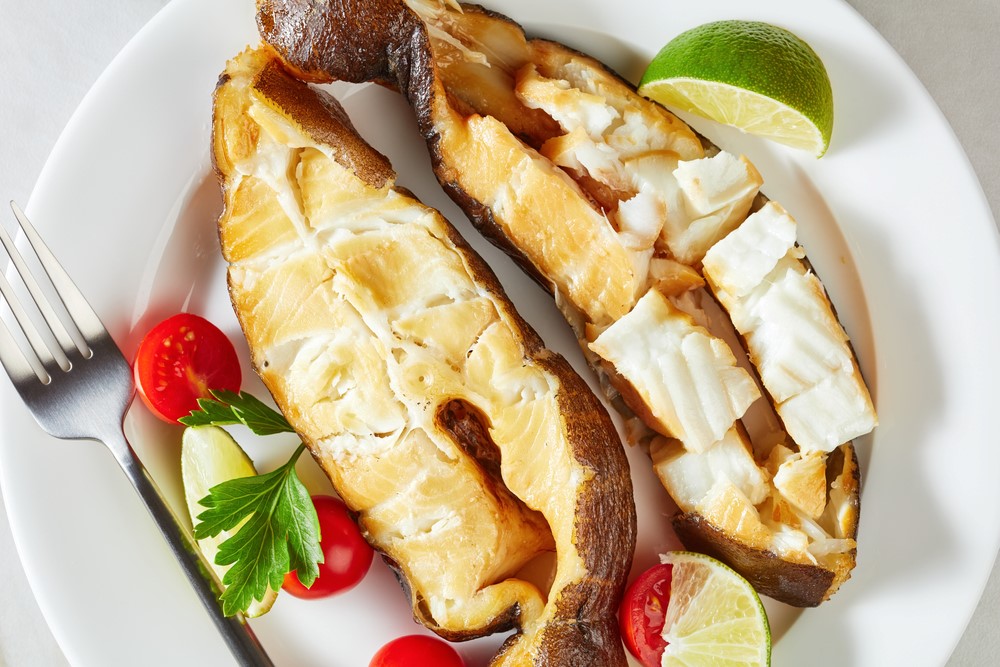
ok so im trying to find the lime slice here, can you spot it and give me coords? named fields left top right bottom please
left=660, top=551, right=771, bottom=666
left=181, top=425, right=278, bottom=617
left=639, top=20, right=834, bottom=157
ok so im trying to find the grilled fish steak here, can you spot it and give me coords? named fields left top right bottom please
left=256, top=0, right=877, bottom=607
left=212, top=48, right=635, bottom=664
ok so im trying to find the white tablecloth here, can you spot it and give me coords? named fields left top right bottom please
left=1, top=1, right=997, bottom=664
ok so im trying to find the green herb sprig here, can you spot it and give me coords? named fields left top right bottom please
left=182, top=391, right=321, bottom=617
left=180, top=389, right=294, bottom=435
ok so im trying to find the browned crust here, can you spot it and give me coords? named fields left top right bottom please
left=379, top=549, right=526, bottom=640
left=257, top=0, right=560, bottom=294
left=408, top=47, right=635, bottom=663
left=213, top=51, right=526, bottom=643
left=672, top=441, right=860, bottom=607
left=441, top=211, right=635, bottom=663
left=672, top=512, right=834, bottom=608
left=829, top=443, right=861, bottom=541
left=440, top=167, right=558, bottom=294
left=437, top=399, right=505, bottom=482
left=538, top=357, right=635, bottom=663
left=825, top=443, right=861, bottom=596
left=520, top=579, right=627, bottom=666
left=436, top=150, right=635, bottom=665
left=256, top=0, right=405, bottom=87
left=253, top=57, right=395, bottom=189
left=255, top=0, right=861, bottom=613
left=217, top=43, right=634, bottom=662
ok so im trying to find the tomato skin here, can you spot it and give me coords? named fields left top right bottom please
left=619, top=562, right=673, bottom=667
left=370, top=635, right=465, bottom=667
left=133, top=313, right=242, bottom=424
left=282, top=495, right=374, bottom=598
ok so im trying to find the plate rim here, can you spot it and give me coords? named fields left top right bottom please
left=2, top=0, right=999, bottom=665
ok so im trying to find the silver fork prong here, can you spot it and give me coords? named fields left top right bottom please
left=0, top=309, right=47, bottom=384
left=9, top=201, right=100, bottom=358
left=0, top=205, right=78, bottom=366
left=0, top=267, right=58, bottom=381
left=1, top=200, right=273, bottom=665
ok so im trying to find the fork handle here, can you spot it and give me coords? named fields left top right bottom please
left=106, top=430, right=275, bottom=667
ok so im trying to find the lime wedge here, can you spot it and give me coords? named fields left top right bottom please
left=639, top=20, right=834, bottom=157
left=181, top=425, right=278, bottom=617
left=660, top=551, right=771, bottom=666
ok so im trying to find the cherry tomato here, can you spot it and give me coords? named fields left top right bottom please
left=370, top=635, right=465, bottom=667
left=619, top=562, right=674, bottom=667
left=133, top=313, right=242, bottom=423
left=283, top=495, right=374, bottom=598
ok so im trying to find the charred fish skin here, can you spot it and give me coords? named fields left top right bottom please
left=670, top=440, right=860, bottom=608
left=256, top=0, right=871, bottom=609
left=257, top=0, right=559, bottom=290
left=216, top=46, right=635, bottom=666
left=257, top=0, right=425, bottom=89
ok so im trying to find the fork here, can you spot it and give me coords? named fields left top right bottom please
left=0, top=201, right=274, bottom=666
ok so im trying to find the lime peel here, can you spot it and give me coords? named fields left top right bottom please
left=639, top=20, right=834, bottom=157
left=660, top=551, right=771, bottom=666
left=181, top=424, right=279, bottom=617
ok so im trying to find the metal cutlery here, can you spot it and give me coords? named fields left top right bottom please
left=0, top=200, right=274, bottom=666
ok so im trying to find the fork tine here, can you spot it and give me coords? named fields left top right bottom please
left=0, top=265, right=58, bottom=380
left=0, top=205, right=79, bottom=366
left=0, top=298, right=49, bottom=384
left=9, top=202, right=104, bottom=357
left=3, top=210, right=272, bottom=666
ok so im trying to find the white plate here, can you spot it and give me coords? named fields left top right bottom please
left=2, top=0, right=999, bottom=664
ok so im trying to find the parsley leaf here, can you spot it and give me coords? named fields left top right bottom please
left=193, top=444, right=321, bottom=616
left=180, top=389, right=294, bottom=436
